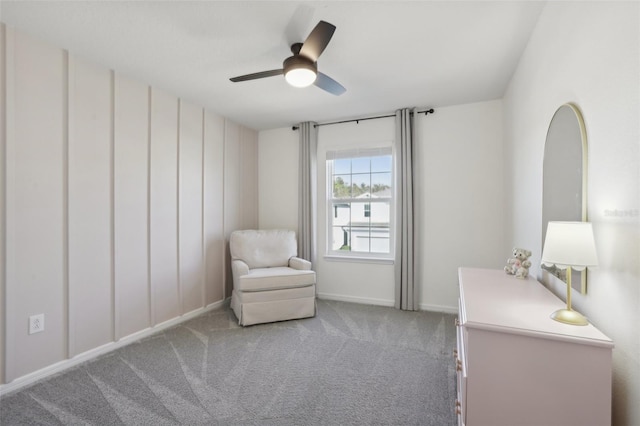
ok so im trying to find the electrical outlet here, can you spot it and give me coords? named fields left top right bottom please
left=29, top=314, right=45, bottom=335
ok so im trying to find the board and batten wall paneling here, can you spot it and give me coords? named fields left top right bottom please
left=0, top=26, right=258, bottom=388
left=223, top=120, right=240, bottom=299
left=0, top=23, right=7, bottom=384
left=150, top=88, right=180, bottom=325
left=178, top=100, right=204, bottom=314
left=257, top=128, right=299, bottom=232
left=113, top=73, right=150, bottom=339
left=4, top=29, right=67, bottom=381
left=67, top=55, right=113, bottom=355
left=240, top=127, right=259, bottom=230
left=223, top=122, right=258, bottom=299
left=204, top=112, right=225, bottom=305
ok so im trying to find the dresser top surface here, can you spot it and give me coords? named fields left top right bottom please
left=458, top=267, right=613, bottom=347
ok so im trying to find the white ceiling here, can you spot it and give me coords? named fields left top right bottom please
left=1, top=1, right=545, bottom=130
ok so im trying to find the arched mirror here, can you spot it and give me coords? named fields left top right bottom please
left=542, top=103, right=588, bottom=294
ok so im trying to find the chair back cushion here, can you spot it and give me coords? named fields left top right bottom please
left=230, top=229, right=297, bottom=268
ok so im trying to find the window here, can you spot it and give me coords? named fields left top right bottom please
left=327, top=148, right=393, bottom=258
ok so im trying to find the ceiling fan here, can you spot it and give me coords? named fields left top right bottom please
left=229, top=20, right=346, bottom=96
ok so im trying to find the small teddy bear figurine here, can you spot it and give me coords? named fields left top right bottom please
left=504, top=248, right=532, bottom=279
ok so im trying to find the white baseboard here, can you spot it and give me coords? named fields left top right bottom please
left=317, top=292, right=395, bottom=307
left=0, top=299, right=226, bottom=397
left=317, top=292, right=458, bottom=314
left=419, top=303, right=459, bottom=314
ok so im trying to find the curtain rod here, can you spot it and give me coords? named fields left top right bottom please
left=291, top=108, right=435, bottom=131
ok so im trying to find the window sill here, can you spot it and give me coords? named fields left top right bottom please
left=323, top=254, right=395, bottom=265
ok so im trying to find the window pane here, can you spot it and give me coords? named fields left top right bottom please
left=371, top=155, right=392, bottom=173
left=370, top=201, right=390, bottom=225
left=371, top=172, right=392, bottom=197
left=350, top=202, right=370, bottom=227
left=349, top=223, right=371, bottom=253
left=333, top=158, right=351, bottom=175
left=333, top=175, right=352, bottom=198
left=332, top=226, right=350, bottom=251
left=351, top=173, right=370, bottom=197
left=370, top=233, right=390, bottom=253
left=350, top=203, right=370, bottom=251
left=370, top=201, right=390, bottom=253
left=329, top=201, right=391, bottom=255
left=352, top=157, right=370, bottom=174
left=332, top=202, right=350, bottom=226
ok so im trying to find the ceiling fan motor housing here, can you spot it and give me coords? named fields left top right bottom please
left=283, top=55, right=317, bottom=75
left=283, top=55, right=318, bottom=87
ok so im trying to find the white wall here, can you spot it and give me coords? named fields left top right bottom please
left=502, top=3, right=639, bottom=425
left=258, top=101, right=505, bottom=311
left=258, top=127, right=299, bottom=232
left=417, top=100, right=505, bottom=311
left=0, top=25, right=257, bottom=388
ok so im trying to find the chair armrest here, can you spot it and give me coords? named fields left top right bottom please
left=289, top=257, right=312, bottom=270
left=231, top=259, right=250, bottom=291
left=232, top=259, right=249, bottom=277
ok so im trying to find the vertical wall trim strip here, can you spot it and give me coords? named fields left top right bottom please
left=147, top=87, right=153, bottom=326
left=110, top=71, right=117, bottom=341
left=221, top=120, right=226, bottom=301
left=239, top=128, right=244, bottom=228
left=176, top=99, right=182, bottom=314
left=63, top=51, right=71, bottom=359
left=201, top=109, right=206, bottom=307
left=0, top=23, right=7, bottom=384
left=3, top=27, right=14, bottom=381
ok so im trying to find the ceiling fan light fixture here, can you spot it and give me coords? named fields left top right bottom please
left=285, top=67, right=317, bottom=87
left=283, top=56, right=317, bottom=88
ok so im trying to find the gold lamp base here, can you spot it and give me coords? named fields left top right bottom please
left=551, top=308, right=589, bottom=326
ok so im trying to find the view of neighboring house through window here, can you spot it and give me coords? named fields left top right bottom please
left=327, top=148, right=393, bottom=257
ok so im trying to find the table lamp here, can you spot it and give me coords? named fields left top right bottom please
left=541, top=221, right=598, bottom=326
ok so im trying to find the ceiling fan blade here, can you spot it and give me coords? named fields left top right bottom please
left=285, top=4, right=315, bottom=47
left=299, top=20, right=336, bottom=61
left=230, top=69, right=283, bottom=82
left=314, top=72, right=346, bottom=96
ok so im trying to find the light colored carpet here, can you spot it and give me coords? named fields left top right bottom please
left=0, top=299, right=457, bottom=425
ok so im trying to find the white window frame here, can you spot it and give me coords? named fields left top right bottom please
left=325, top=147, right=395, bottom=262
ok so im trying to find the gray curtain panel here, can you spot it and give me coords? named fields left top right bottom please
left=297, top=122, right=318, bottom=265
left=395, top=108, right=419, bottom=311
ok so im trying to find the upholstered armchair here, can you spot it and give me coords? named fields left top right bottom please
left=229, top=229, right=316, bottom=326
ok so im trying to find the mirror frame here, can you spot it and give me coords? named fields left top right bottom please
left=541, top=103, right=589, bottom=294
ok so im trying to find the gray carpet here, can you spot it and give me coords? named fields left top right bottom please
left=0, top=299, right=457, bottom=425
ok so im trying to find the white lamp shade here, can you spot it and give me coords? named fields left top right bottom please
left=541, top=221, right=598, bottom=270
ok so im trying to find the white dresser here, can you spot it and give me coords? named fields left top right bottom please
left=455, top=267, right=613, bottom=426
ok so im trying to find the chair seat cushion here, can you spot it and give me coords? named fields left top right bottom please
left=237, top=267, right=316, bottom=292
